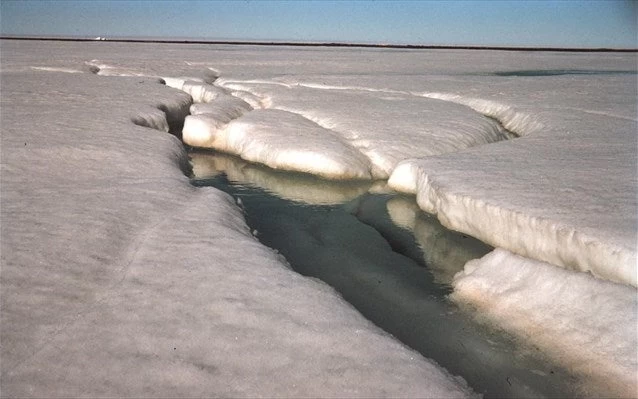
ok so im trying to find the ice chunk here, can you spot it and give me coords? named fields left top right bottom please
left=419, top=92, right=543, bottom=137
left=387, top=134, right=637, bottom=287
left=452, top=249, right=638, bottom=398
left=230, top=89, right=265, bottom=109
left=161, top=76, right=205, bottom=90
left=184, top=109, right=374, bottom=180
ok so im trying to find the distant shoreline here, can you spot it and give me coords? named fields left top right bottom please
left=1, top=36, right=636, bottom=53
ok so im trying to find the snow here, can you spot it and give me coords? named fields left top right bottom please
left=1, top=40, right=476, bottom=397
left=2, top=39, right=637, bottom=397
left=184, top=109, right=375, bottom=179
left=452, top=249, right=637, bottom=398
left=215, top=81, right=511, bottom=178
left=386, top=112, right=637, bottom=286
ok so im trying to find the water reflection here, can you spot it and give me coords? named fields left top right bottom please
left=190, top=150, right=372, bottom=205
left=386, top=196, right=493, bottom=285
left=190, top=150, right=579, bottom=398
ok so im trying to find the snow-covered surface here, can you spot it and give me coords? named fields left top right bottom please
left=186, top=109, right=375, bottom=179
left=1, top=41, right=476, bottom=397
left=382, top=70, right=637, bottom=286
left=2, top=39, right=637, bottom=397
left=212, top=82, right=510, bottom=178
left=452, top=249, right=638, bottom=398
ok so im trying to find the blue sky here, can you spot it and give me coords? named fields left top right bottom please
left=1, top=1, right=636, bottom=48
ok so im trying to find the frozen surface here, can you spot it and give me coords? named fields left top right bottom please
left=1, top=41, right=475, bottom=397
left=191, top=157, right=580, bottom=398
left=2, top=39, right=637, bottom=397
left=452, top=249, right=638, bottom=398
left=185, top=109, right=375, bottom=179
left=216, top=81, right=511, bottom=178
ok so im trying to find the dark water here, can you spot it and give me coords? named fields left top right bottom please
left=190, top=150, right=581, bottom=398
left=491, top=69, right=636, bottom=77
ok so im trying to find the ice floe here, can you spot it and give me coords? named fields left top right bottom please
left=217, top=81, right=511, bottom=177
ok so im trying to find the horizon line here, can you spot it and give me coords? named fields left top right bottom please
left=1, top=35, right=636, bottom=53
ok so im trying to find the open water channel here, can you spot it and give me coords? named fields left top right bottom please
left=189, top=149, right=581, bottom=399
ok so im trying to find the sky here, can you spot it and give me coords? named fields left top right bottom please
left=1, top=0, right=636, bottom=48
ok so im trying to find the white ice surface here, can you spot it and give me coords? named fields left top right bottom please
left=1, top=41, right=475, bottom=397
left=216, top=81, right=510, bottom=178
left=452, top=249, right=638, bottom=398
left=185, top=109, right=375, bottom=179
left=3, top=39, right=637, bottom=397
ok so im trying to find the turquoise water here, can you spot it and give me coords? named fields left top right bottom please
left=190, top=150, right=580, bottom=398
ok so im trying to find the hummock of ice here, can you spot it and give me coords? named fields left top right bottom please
left=1, top=40, right=476, bottom=398
left=386, top=72, right=637, bottom=287
left=185, top=109, right=375, bottom=179
left=452, top=249, right=637, bottom=398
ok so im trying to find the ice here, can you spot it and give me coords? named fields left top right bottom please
left=181, top=81, right=230, bottom=103
left=189, top=96, right=253, bottom=117
left=216, top=81, right=511, bottom=178
left=1, top=40, right=475, bottom=397
left=3, top=39, right=637, bottom=397
left=452, top=249, right=638, bottom=398
left=387, top=114, right=637, bottom=286
left=184, top=109, right=375, bottom=179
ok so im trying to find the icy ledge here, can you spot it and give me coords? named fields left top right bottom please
left=388, top=161, right=636, bottom=287
left=451, top=249, right=637, bottom=398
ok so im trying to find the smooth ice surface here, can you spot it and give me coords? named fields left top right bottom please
left=1, top=41, right=476, bottom=397
left=452, top=249, right=638, bottom=398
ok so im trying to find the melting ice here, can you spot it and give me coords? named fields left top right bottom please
left=2, top=39, right=636, bottom=397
